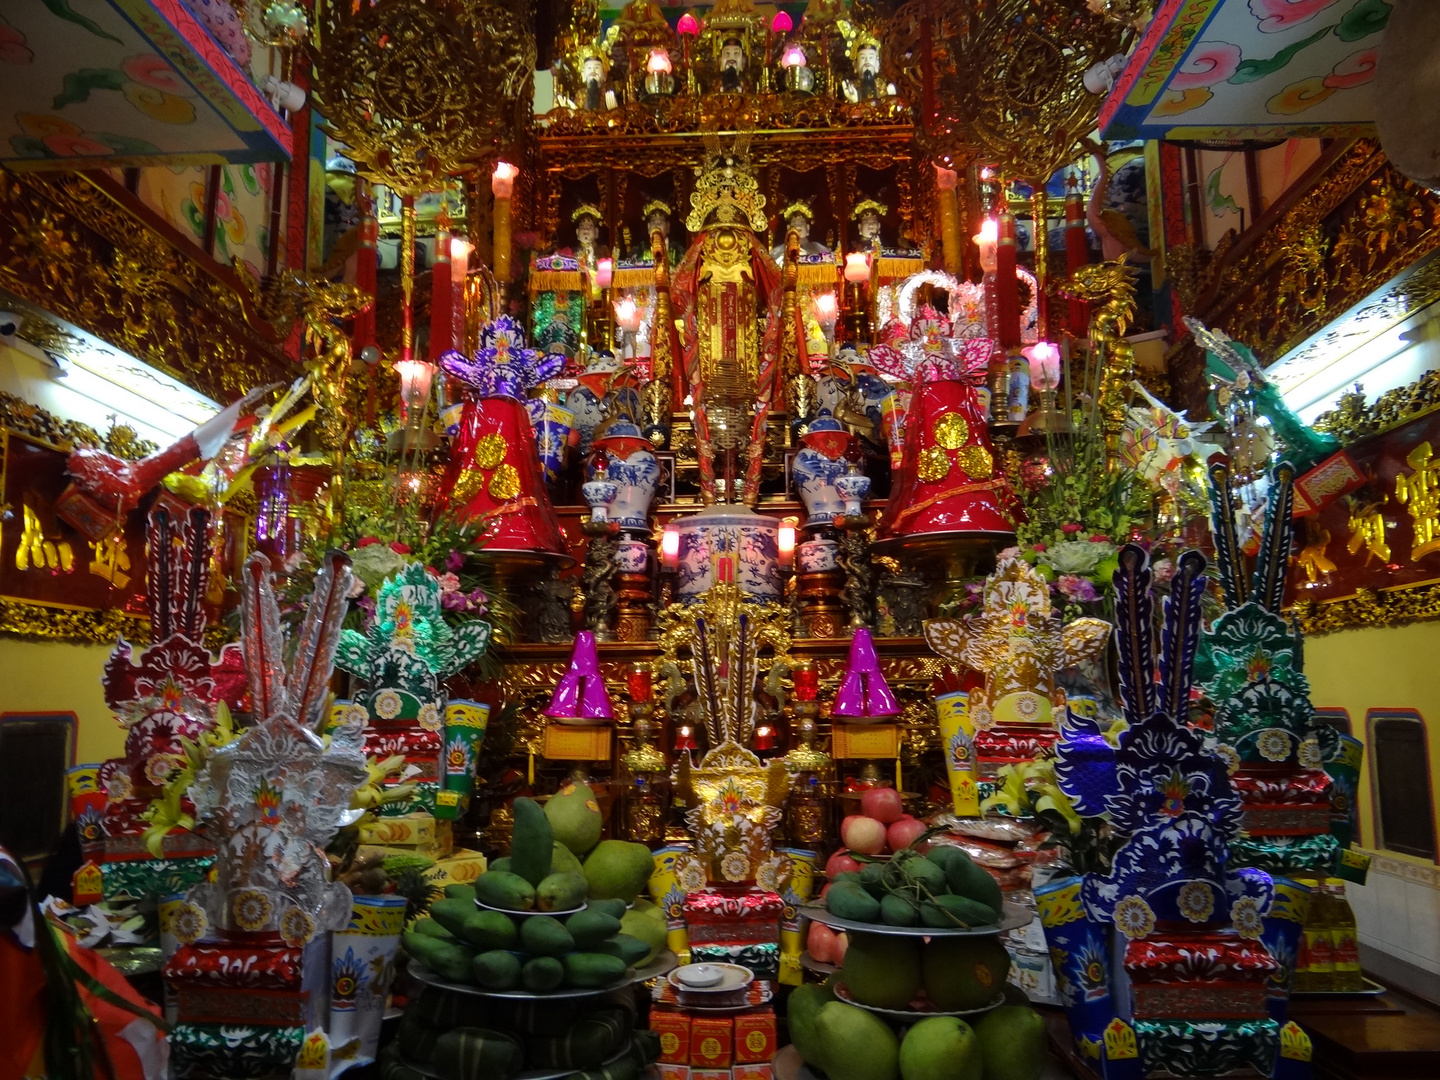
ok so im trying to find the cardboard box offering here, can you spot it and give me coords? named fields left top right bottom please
left=651, top=1008, right=691, bottom=1064
left=733, top=1013, right=777, bottom=1064
left=690, top=1016, right=733, bottom=1068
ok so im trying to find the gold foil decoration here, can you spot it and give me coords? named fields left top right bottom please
left=1395, top=441, right=1440, bottom=561
left=488, top=464, right=520, bottom=501
left=956, top=445, right=994, bottom=480
left=474, top=432, right=507, bottom=470
left=934, top=413, right=971, bottom=450
left=917, top=446, right=951, bottom=482
left=1346, top=501, right=1391, bottom=565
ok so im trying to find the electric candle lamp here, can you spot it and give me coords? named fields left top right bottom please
left=395, top=357, right=435, bottom=420
left=490, top=160, right=518, bottom=199
left=975, top=218, right=999, bottom=273
left=753, top=723, right=778, bottom=751
left=678, top=12, right=698, bottom=35
left=613, top=296, right=641, bottom=331
left=1022, top=340, right=1062, bottom=391
left=771, top=11, right=792, bottom=32
left=595, top=257, right=614, bottom=290
left=843, top=251, right=871, bottom=283
left=674, top=723, right=696, bottom=752
left=781, top=44, right=806, bottom=68
left=628, top=662, right=653, bottom=703
left=793, top=661, right=819, bottom=702
left=813, top=292, right=838, bottom=327
left=661, top=524, right=680, bottom=571
left=777, top=520, right=797, bottom=564
left=647, top=48, right=672, bottom=74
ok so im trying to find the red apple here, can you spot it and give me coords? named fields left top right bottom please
left=825, top=849, right=862, bottom=878
left=833, top=931, right=849, bottom=962
left=841, top=814, right=888, bottom=855
left=861, top=786, right=905, bottom=824
left=887, top=815, right=928, bottom=852
left=807, top=921, right=838, bottom=964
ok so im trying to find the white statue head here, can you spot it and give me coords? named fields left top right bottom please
left=720, top=39, right=745, bottom=72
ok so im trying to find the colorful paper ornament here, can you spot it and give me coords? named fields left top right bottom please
left=545, top=631, right=614, bottom=723
left=831, top=628, right=899, bottom=721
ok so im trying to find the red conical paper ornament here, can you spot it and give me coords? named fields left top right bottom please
left=879, top=378, right=1013, bottom=538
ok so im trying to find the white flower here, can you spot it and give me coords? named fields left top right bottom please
left=678, top=859, right=707, bottom=893
left=1214, top=743, right=1241, bottom=776
left=755, top=858, right=780, bottom=892
left=969, top=703, right=994, bottom=732
left=720, top=852, right=751, bottom=882
left=1257, top=729, right=1291, bottom=762
left=344, top=705, right=370, bottom=728
left=1231, top=896, right=1264, bottom=940
left=171, top=902, right=207, bottom=944
left=1114, top=896, right=1155, bottom=940
left=373, top=690, right=403, bottom=720
left=417, top=703, right=442, bottom=732
left=280, top=906, right=314, bottom=947
left=1177, top=881, right=1215, bottom=924
left=1297, top=737, right=1323, bottom=769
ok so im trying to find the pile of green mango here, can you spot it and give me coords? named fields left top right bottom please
left=789, top=982, right=1049, bottom=1080
left=401, top=785, right=668, bottom=993
left=383, top=983, right=661, bottom=1080
left=402, top=887, right=665, bottom=992
left=824, top=846, right=1004, bottom=929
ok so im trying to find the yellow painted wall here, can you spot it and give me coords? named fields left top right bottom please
left=0, top=637, right=124, bottom=765
left=1305, top=619, right=1440, bottom=856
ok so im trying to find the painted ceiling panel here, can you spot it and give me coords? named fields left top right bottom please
left=0, top=0, right=290, bottom=169
left=1101, top=0, right=1390, bottom=141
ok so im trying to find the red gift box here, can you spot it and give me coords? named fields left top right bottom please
left=733, top=1012, right=777, bottom=1064
left=683, top=891, right=783, bottom=925
left=690, top=1017, right=733, bottom=1068
left=164, top=943, right=305, bottom=990
left=175, top=986, right=309, bottom=1026
left=651, top=1008, right=691, bottom=1064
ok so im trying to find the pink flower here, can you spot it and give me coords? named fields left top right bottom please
left=1089, top=534, right=1111, bottom=543
left=445, top=550, right=465, bottom=572
left=1057, top=575, right=1100, bottom=603
left=1032, top=543, right=1047, bottom=553
left=1061, top=523, right=1083, bottom=535
left=436, top=572, right=461, bottom=594
left=1249, top=0, right=1344, bottom=35
left=122, top=54, right=188, bottom=94
left=43, top=133, right=112, bottom=157
left=390, top=542, right=411, bottom=555
left=355, top=537, right=381, bottom=548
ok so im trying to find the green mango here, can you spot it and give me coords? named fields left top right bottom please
left=521, top=955, right=565, bottom=992
left=429, top=898, right=481, bottom=939
left=536, top=870, right=588, bottom=912
left=589, top=897, right=629, bottom=920
left=443, top=883, right=477, bottom=903
left=461, top=910, right=519, bottom=951
left=565, top=908, right=624, bottom=949
left=510, top=797, right=554, bottom=887
left=475, top=871, right=537, bottom=912
left=787, top=982, right=836, bottom=1068
left=402, top=931, right=474, bottom=983
left=826, top=883, right=881, bottom=923
left=593, top=933, right=650, bottom=967
left=411, top=918, right=456, bottom=942
left=551, top=841, right=585, bottom=877
left=618, top=908, right=667, bottom=965
left=562, top=952, right=629, bottom=988
left=519, top=914, right=575, bottom=957
left=472, top=949, right=523, bottom=990
left=919, top=894, right=998, bottom=929
left=880, top=893, right=921, bottom=926
left=840, top=932, right=921, bottom=1011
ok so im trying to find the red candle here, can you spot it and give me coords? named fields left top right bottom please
left=1065, top=183, right=1089, bottom=337
left=674, top=724, right=696, bottom=752
left=996, top=211, right=1020, bottom=348
left=628, top=662, right=653, bottom=703
left=753, top=724, right=777, bottom=751
left=429, top=219, right=453, bottom=360
left=793, top=662, right=818, bottom=702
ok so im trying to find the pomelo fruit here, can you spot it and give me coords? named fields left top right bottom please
left=973, top=1005, right=1047, bottom=1080
left=787, top=982, right=836, bottom=1069
left=898, top=1016, right=982, bottom=1080
left=841, top=932, right=921, bottom=1010
left=582, top=839, right=654, bottom=903
left=812, top=1000, right=899, bottom=1080
left=544, top=781, right=604, bottom=856
left=921, top=936, right=1011, bottom=1012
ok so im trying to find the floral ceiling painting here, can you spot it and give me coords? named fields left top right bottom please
left=0, top=0, right=288, bottom=169
left=1101, top=0, right=1392, bottom=141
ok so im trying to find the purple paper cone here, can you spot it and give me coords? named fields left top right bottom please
left=832, top=628, right=900, bottom=718
left=545, top=631, right=614, bottom=720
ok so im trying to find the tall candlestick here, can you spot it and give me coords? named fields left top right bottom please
left=996, top=211, right=1020, bottom=348
left=429, top=213, right=453, bottom=360
left=450, top=236, right=472, bottom=355
left=353, top=180, right=378, bottom=361
left=1065, top=178, right=1089, bottom=338
left=400, top=195, right=417, bottom=363
left=934, top=165, right=962, bottom=276
left=491, top=161, right=517, bottom=284
left=1031, top=184, right=1051, bottom=340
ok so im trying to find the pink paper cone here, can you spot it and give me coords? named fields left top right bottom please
left=545, top=631, right=614, bottom=720
left=832, top=628, right=899, bottom=719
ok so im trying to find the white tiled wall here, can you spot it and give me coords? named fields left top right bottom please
left=1347, top=854, right=1440, bottom=977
